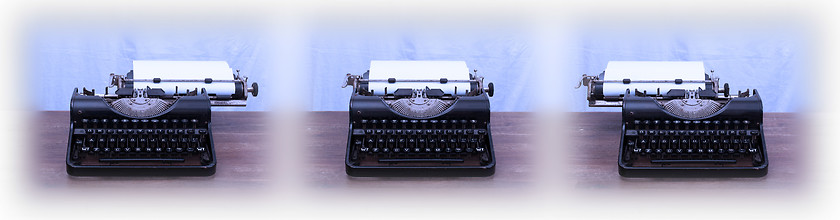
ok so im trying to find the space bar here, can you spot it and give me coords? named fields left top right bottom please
left=651, top=159, right=737, bottom=164
left=379, top=158, right=465, bottom=163
left=99, top=158, right=186, bottom=162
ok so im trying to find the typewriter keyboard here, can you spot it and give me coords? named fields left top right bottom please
left=349, top=119, right=492, bottom=167
left=69, top=118, right=213, bottom=166
left=622, top=119, right=765, bottom=167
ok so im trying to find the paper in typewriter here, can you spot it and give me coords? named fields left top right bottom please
left=603, top=61, right=707, bottom=96
left=132, top=60, right=236, bottom=96
left=368, top=60, right=471, bottom=96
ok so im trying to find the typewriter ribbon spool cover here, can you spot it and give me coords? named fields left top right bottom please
left=343, top=61, right=496, bottom=177
left=578, top=61, right=768, bottom=177
left=66, top=60, right=257, bottom=176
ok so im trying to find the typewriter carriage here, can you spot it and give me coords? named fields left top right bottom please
left=106, top=70, right=258, bottom=106
left=344, top=70, right=493, bottom=119
left=578, top=72, right=734, bottom=107
left=344, top=70, right=494, bottom=97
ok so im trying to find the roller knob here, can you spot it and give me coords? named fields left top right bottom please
left=485, top=82, right=494, bottom=97
left=250, top=82, right=259, bottom=97
left=723, top=83, right=729, bottom=97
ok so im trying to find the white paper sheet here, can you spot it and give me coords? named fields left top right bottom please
left=132, top=60, right=236, bottom=96
left=603, top=61, right=707, bottom=96
left=368, top=60, right=471, bottom=95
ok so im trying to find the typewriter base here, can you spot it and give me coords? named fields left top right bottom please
left=618, top=164, right=768, bottom=178
left=66, top=164, right=216, bottom=176
left=345, top=164, right=495, bottom=177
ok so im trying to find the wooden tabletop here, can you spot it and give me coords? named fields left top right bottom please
left=34, top=111, right=802, bottom=191
left=306, top=112, right=803, bottom=191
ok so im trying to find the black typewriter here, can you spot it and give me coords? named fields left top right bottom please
left=66, top=61, right=257, bottom=176
left=342, top=61, right=495, bottom=177
left=578, top=61, right=767, bottom=177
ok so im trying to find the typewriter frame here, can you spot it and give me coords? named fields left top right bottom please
left=617, top=90, right=768, bottom=177
left=66, top=88, right=217, bottom=176
left=344, top=95, right=496, bottom=177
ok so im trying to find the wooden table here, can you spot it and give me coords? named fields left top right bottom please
left=35, top=111, right=802, bottom=191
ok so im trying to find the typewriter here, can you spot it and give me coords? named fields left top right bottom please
left=342, top=61, right=496, bottom=177
left=577, top=61, right=767, bottom=177
left=66, top=61, right=258, bottom=176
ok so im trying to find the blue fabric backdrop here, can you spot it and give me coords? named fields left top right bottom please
left=566, top=26, right=808, bottom=112
left=29, top=25, right=804, bottom=112
left=307, top=28, right=534, bottom=112
left=27, top=25, right=270, bottom=111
